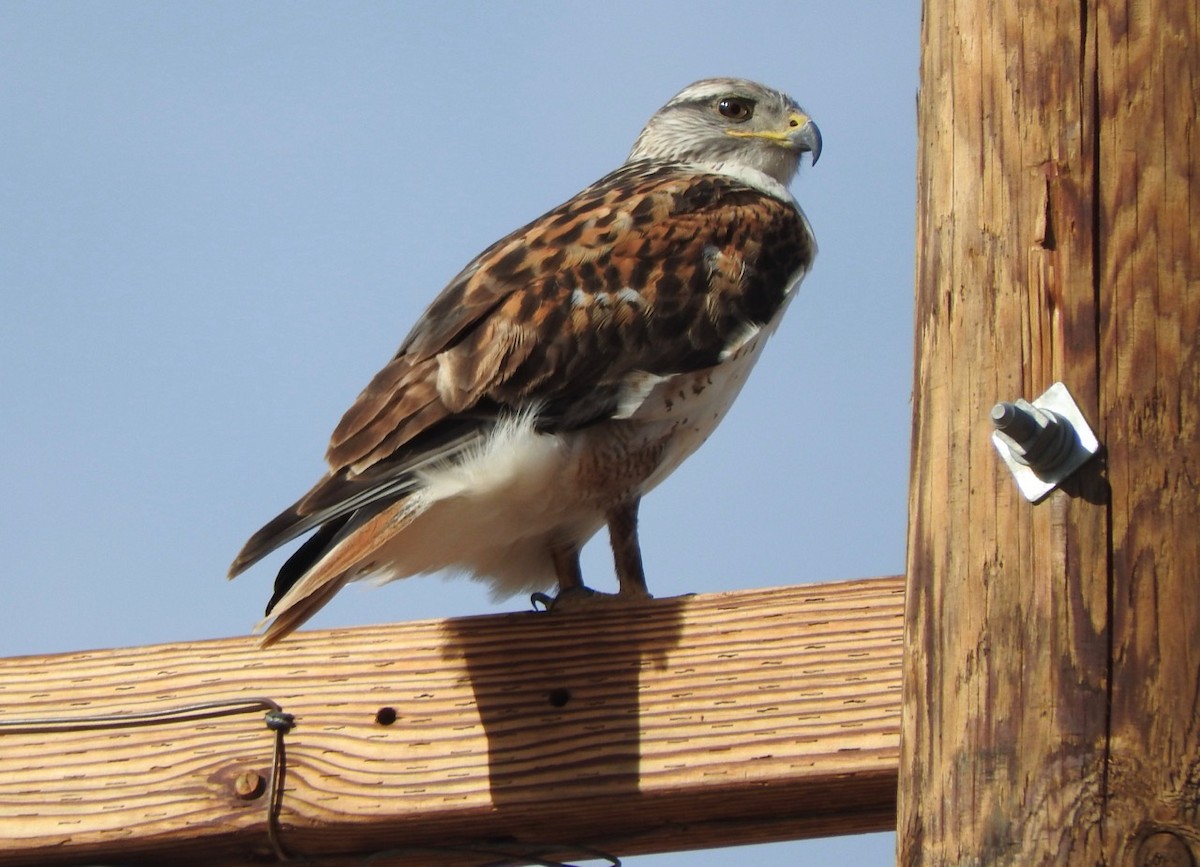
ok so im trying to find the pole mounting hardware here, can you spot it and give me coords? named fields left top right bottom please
left=990, top=381, right=1100, bottom=502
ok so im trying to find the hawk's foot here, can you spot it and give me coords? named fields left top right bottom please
left=530, top=586, right=652, bottom=612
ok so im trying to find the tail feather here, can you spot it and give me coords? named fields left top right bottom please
left=258, top=571, right=351, bottom=648
left=229, top=422, right=487, bottom=580
left=228, top=504, right=312, bottom=579
left=227, top=473, right=414, bottom=580
left=255, top=497, right=422, bottom=646
left=264, top=513, right=353, bottom=615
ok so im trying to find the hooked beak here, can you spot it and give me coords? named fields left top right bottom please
left=789, top=113, right=822, bottom=165
left=724, top=109, right=822, bottom=165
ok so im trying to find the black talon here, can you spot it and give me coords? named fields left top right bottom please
left=531, top=586, right=609, bottom=612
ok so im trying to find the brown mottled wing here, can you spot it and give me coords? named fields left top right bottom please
left=229, top=162, right=814, bottom=578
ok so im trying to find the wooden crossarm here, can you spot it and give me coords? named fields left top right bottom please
left=0, top=575, right=902, bottom=866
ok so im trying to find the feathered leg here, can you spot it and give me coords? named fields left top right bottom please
left=606, top=497, right=651, bottom=599
left=552, top=544, right=584, bottom=592
left=534, top=496, right=652, bottom=611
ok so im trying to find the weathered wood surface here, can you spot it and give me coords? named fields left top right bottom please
left=902, top=0, right=1199, bottom=864
left=0, top=576, right=903, bottom=866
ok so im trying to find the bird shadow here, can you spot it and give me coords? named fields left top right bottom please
left=438, top=594, right=686, bottom=847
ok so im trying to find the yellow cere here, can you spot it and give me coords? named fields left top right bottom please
left=724, top=112, right=809, bottom=143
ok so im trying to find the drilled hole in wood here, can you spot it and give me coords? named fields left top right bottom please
left=548, top=688, right=571, bottom=708
left=375, top=706, right=398, bottom=725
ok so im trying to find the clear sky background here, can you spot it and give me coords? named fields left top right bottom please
left=1, top=3, right=917, bottom=864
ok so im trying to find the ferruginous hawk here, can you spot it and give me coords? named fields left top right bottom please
left=230, top=77, right=821, bottom=645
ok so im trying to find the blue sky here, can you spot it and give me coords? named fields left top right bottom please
left=1, top=3, right=918, bottom=863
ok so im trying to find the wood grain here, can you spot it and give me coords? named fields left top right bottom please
left=903, top=0, right=1199, bottom=863
left=1097, top=0, right=1200, bottom=861
left=0, top=576, right=903, bottom=866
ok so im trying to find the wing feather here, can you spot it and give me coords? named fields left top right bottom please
left=229, top=162, right=815, bottom=582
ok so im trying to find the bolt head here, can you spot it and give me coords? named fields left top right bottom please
left=234, top=770, right=266, bottom=800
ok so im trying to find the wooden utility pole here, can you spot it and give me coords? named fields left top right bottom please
left=901, top=0, right=1199, bottom=864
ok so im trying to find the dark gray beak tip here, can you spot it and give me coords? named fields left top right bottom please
left=802, top=120, right=822, bottom=166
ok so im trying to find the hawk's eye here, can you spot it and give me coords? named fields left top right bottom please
left=717, top=97, right=755, bottom=121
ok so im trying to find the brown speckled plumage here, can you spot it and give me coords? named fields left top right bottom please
left=230, top=77, right=821, bottom=645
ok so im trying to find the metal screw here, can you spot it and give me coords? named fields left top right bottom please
left=234, top=770, right=266, bottom=800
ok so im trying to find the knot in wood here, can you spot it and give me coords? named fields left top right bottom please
left=1135, top=831, right=1196, bottom=867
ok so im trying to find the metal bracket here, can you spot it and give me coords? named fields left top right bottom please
left=990, top=381, right=1099, bottom=502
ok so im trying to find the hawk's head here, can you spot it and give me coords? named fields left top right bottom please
left=628, top=78, right=821, bottom=188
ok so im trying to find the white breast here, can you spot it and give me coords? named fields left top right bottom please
left=612, top=297, right=793, bottom=494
